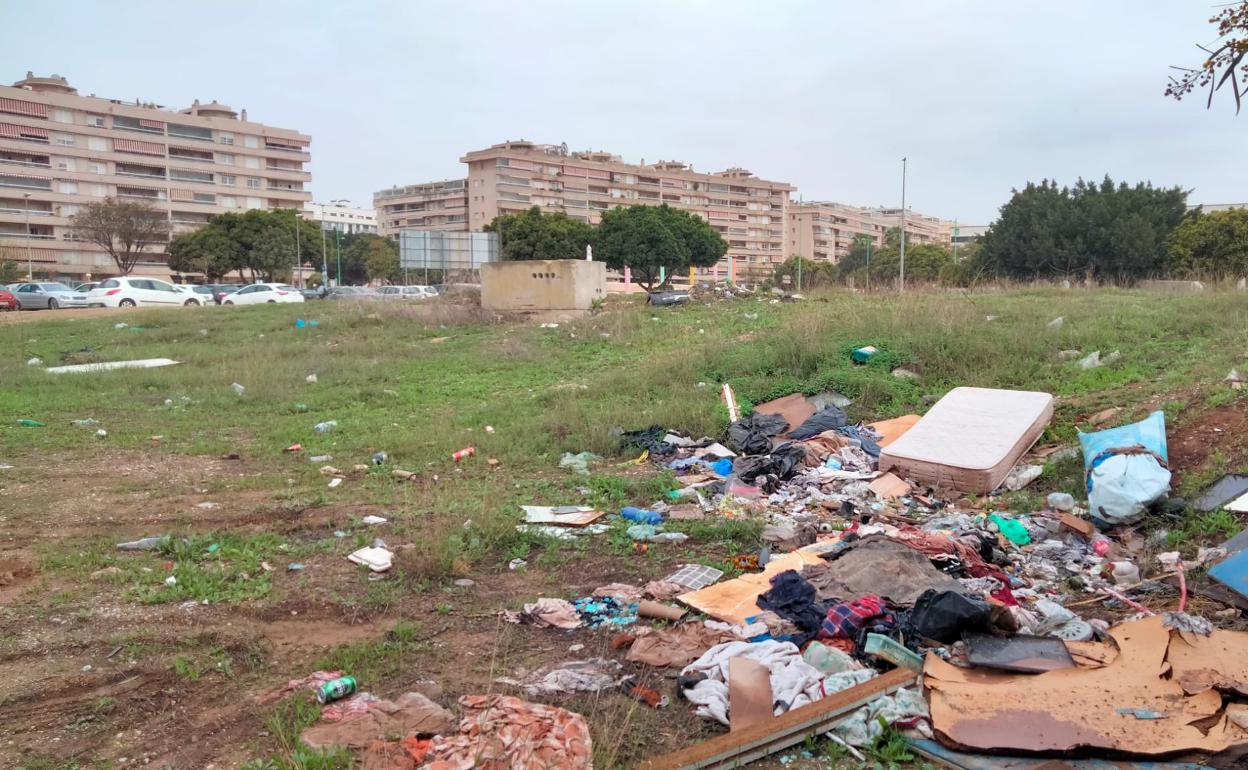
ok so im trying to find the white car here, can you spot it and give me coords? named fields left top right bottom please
left=377, top=285, right=437, bottom=300
left=87, top=277, right=205, bottom=307
left=221, top=283, right=305, bottom=305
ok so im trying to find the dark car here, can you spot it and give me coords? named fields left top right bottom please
left=327, top=286, right=376, bottom=300
left=300, top=288, right=323, bottom=300
left=208, top=284, right=243, bottom=304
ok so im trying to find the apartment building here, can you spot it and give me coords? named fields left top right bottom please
left=458, top=141, right=794, bottom=278
left=374, top=179, right=468, bottom=237
left=786, top=202, right=953, bottom=263
left=0, top=71, right=311, bottom=280
left=305, top=200, right=377, bottom=235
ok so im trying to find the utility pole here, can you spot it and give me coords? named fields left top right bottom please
left=796, top=253, right=802, bottom=292
left=334, top=228, right=342, bottom=286
left=899, top=157, right=907, bottom=293
left=320, top=225, right=329, bottom=288
left=866, top=238, right=872, bottom=293
left=294, top=210, right=302, bottom=287
left=23, top=193, right=33, bottom=279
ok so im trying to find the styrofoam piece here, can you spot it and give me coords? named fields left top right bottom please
left=45, top=358, right=179, bottom=374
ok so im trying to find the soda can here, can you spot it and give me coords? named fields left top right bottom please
left=316, top=676, right=356, bottom=705
left=452, top=446, right=475, bottom=461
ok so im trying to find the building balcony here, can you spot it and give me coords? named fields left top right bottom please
left=0, top=155, right=50, bottom=169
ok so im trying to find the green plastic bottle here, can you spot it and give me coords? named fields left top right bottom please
left=18, top=419, right=45, bottom=427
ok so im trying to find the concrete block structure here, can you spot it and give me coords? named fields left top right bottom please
left=480, top=258, right=606, bottom=319
left=0, top=71, right=311, bottom=280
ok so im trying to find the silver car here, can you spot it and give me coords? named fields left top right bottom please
left=12, top=282, right=88, bottom=310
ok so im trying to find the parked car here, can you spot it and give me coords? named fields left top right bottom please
left=12, top=282, right=88, bottom=310
left=220, top=283, right=304, bottom=305
left=377, top=285, right=436, bottom=300
left=327, top=286, right=376, bottom=300
left=87, top=277, right=206, bottom=307
left=207, top=284, right=244, bottom=304
left=0, top=287, right=17, bottom=311
left=300, top=287, right=325, bottom=301
left=178, top=285, right=216, bottom=305
left=74, top=282, right=100, bottom=294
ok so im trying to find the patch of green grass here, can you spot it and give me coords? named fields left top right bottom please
left=1206, top=388, right=1241, bottom=408
left=133, top=532, right=291, bottom=604
left=1167, top=507, right=1242, bottom=551
left=677, top=517, right=763, bottom=552
left=866, top=721, right=918, bottom=768
left=312, top=619, right=430, bottom=686
left=246, top=696, right=352, bottom=770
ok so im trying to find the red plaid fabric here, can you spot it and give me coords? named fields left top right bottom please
left=819, top=594, right=891, bottom=640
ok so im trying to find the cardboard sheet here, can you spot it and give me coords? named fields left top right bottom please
left=520, top=505, right=606, bottom=527
left=677, top=542, right=841, bottom=624
left=925, top=616, right=1245, bottom=755
left=1166, top=625, right=1248, bottom=696
left=869, top=472, right=911, bottom=500
left=752, top=394, right=817, bottom=438
left=869, top=414, right=921, bottom=448
left=879, top=388, right=1053, bottom=493
left=728, top=657, right=773, bottom=732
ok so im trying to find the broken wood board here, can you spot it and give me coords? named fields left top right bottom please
left=520, top=505, right=606, bottom=527
left=925, top=615, right=1246, bottom=755
left=1059, top=512, right=1095, bottom=538
left=869, top=472, right=910, bottom=500
left=46, top=357, right=179, bottom=374
left=637, top=667, right=916, bottom=770
left=728, top=658, right=772, bottom=732
left=1166, top=623, right=1248, bottom=696
left=677, top=541, right=842, bottom=624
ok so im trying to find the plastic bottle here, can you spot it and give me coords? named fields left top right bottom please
left=231, top=382, right=246, bottom=396
left=649, top=532, right=688, bottom=544
left=620, top=506, right=663, bottom=525
left=1111, top=561, right=1141, bottom=586
left=1047, top=492, right=1076, bottom=512
left=18, top=419, right=44, bottom=427
left=452, top=446, right=475, bottom=461
left=72, top=418, right=99, bottom=428
left=314, top=420, right=338, bottom=434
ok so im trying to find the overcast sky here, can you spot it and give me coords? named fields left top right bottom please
left=5, top=1, right=1240, bottom=223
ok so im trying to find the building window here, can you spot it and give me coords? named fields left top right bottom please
left=52, top=109, right=73, bottom=124
left=218, top=153, right=234, bottom=166
left=219, top=132, right=234, bottom=145
left=246, top=177, right=260, bottom=189
left=56, top=158, right=75, bottom=172
left=87, top=136, right=107, bottom=151
left=220, top=195, right=236, bottom=208
left=245, top=196, right=262, bottom=209
left=59, top=181, right=78, bottom=194
left=219, top=175, right=235, bottom=186
left=89, top=162, right=106, bottom=174
left=60, top=204, right=80, bottom=216
left=87, top=115, right=105, bottom=128
left=243, top=135, right=259, bottom=149
left=90, top=184, right=108, bottom=197
left=54, top=133, right=74, bottom=147
left=244, top=156, right=259, bottom=169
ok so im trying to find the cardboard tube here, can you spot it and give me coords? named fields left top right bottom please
left=638, top=600, right=686, bottom=621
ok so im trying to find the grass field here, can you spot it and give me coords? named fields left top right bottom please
left=2, top=286, right=1248, bottom=769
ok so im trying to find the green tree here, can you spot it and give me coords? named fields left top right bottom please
left=355, top=234, right=401, bottom=283
left=596, top=204, right=727, bottom=290
left=835, top=236, right=876, bottom=282
left=867, top=242, right=953, bottom=284
left=485, top=206, right=595, bottom=261
left=980, top=177, right=1187, bottom=282
left=1167, top=1, right=1248, bottom=113
left=167, top=225, right=236, bottom=281
left=1167, top=208, right=1248, bottom=278
left=772, top=256, right=836, bottom=290
left=0, top=259, right=21, bottom=284
left=332, top=233, right=376, bottom=285
left=248, top=226, right=296, bottom=282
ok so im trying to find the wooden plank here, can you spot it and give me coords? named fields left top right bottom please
left=728, top=658, right=772, bottom=732
left=637, top=666, right=917, bottom=770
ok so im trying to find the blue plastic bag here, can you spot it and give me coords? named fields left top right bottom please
left=1078, top=411, right=1171, bottom=525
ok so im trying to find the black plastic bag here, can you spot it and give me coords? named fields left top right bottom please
left=620, top=425, right=674, bottom=456
left=905, top=589, right=991, bottom=643
left=732, top=442, right=807, bottom=482
left=728, top=412, right=789, bottom=454
left=788, top=406, right=850, bottom=440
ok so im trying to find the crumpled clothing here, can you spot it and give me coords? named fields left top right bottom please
left=423, top=694, right=592, bottom=770
left=502, top=598, right=581, bottom=629
left=799, top=430, right=851, bottom=466
left=495, top=658, right=627, bottom=696
left=832, top=686, right=930, bottom=747
left=757, top=569, right=826, bottom=647
left=680, top=639, right=827, bottom=726
left=626, top=623, right=737, bottom=667
left=748, top=610, right=801, bottom=639
left=258, top=669, right=342, bottom=703
left=704, top=619, right=769, bottom=639
left=835, top=425, right=881, bottom=457
left=572, top=596, right=638, bottom=628
left=322, top=691, right=382, bottom=721
left=728, top=412, right=790, bottom=454
left=361, top=736, right=431, bottom=770
left=819, top=595, right=893, bottom=641
left=620, top=425, right=676, bottom=456
left=303, top=692, right=455, bottom=750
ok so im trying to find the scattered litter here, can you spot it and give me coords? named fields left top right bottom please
left=94, top=429, right=107, bottom=438
left=453, top=578, right=475, bottom=588
left=347, top=546, right=392, bottom=572
left=539, top=322, right=560, bottom=328
left=114, top=322, right=128, bottom=329
left=666, top=564, right=725, bottom=590
left=309, top=454, right=332, bottom=463
left=328, top=477, right=343, bottom=489
left=453, top=446, right=475, bottom=461
left=508, top=558, right=527, bottom=570
left=1047, top=316, right=1064, bottom=329
left=294, top=318, right=320, bottom=329
left=17, top=419, right=45, bottom=427
left=231, top=382, right=246, bottom=396
left=164, top=575, right=177, bottom=586
left=1078, top=351, right=1101, bottom=369
left=1002, top=463, right=1043, bottom=490
left=360, top=515, right=387, bottom=525
left=1227, top=369, right=1245, bottom=390
left=287, top=563, right=305, bottom=571
left=963, top=632, right=1075, bottom=673
left=522, top=505, right=606, bottom=527
left=496, top=658, right=627, bottom=696
left=892, top=367, right=920, bottom=380
left=371, top=451, right=388, bottom=465
left=196, top=501, right=220, bottom=510
left=851, top=345, right=878, bottom=364
left=1195, top=474, right=1248, bottom=512
left=305, top=373, right=318, bottom=384
left=314, top=420, right=338, bottom=434
left=558, top=451, right=599, bottom=474
left=26, top=357, right=41, bottom=366
left=421, top=695, right=592, bottom=770
left=1079, top=410, right=1170, bottom=525
left=302, top=691, right=454, bottom=751
left=117, top=536, right=165, bottom=551
left=485, top=425, right=495, bottom=433
left=503, top=598, right=580, bottom=629
left=284, top=443, right=302, bottom=453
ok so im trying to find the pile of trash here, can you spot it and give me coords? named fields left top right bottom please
left=275, top=379, right=1248, bottom=767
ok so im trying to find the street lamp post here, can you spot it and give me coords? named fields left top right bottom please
left=899, top=157, right=907, bottom=293
left=23, top=193, right=33, bottom=279
left=334, top=228, right=342, bottom=286
left=320, top=225, right=329, bottom=288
